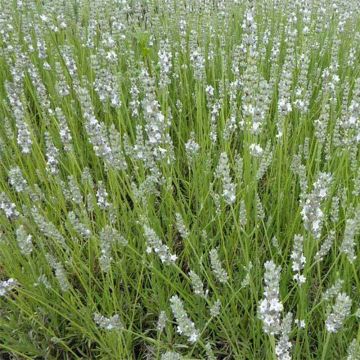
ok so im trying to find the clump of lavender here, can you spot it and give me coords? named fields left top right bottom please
left=170, top=295, right=199, bottom=343
left=143, top=224, right=177, bottom=264
left=209, top=248, right=228, bottom=284
left=325, top=292, right=352, bottom=333
left=94, top=313, right=123, bottom=331
left=258, top=260, right=283, bottom=335
left=301, top=172, right=332, bottom=239
left=290, top=234, right=306, bottom=284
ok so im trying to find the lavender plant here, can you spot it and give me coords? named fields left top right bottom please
left=0, top=0, right=359, bottom=358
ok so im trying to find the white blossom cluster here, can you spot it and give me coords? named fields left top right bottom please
left=209, top=248, right=228, bottom=284
left=0, top=278, right=17, bottom=296
left=94, top=313, right=123, bottom=331
left=290, top=234, right=306, bottom=284
left=258, top=261, right=283, bottom=335
left=325, top=292, right=352, bottom=333
left=301, top=172, right=332, bottom=239
left=143, top=224, right=177, bottom=264
left=170, top=295, right=199, bottom=343
left=214, top=152, right=236, bottom=205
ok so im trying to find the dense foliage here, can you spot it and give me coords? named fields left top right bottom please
left=0, top=0, right=359, bottom=359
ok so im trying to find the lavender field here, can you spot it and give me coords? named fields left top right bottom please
left=0, top=0, right=359, bottom=359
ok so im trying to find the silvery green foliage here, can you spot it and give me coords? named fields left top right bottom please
left=209, top=248, right=228, bottom=284
left=258, top=261, right=283, bottom=335
left=301, top=172, right=332, bottom=239
left=340, top=217, right=358, bottom=263
left=46, top=254, right=70, bottom=292
left=290, top=235, right=306, bottom=284
left=170, top=295, right=199, bottom=343
left=275, top=312, right=293, bottom=360
left=0, top=192, right=19, bottom=219
left=94, top=313, right=123, bottom=331
left=215, top=152, right=236, bottom=205
left=0, top=278, right=17, bottom=296
left=325, top=292, right=352, bottom=333
left=8, top=166, right=27, bottom=193
left=16, top=225, right=33, bottom=256
left=143, top=224, right=177, bottom=264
